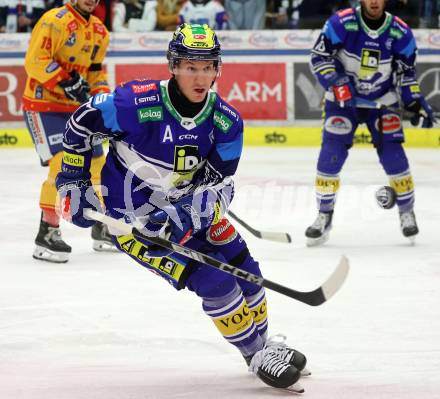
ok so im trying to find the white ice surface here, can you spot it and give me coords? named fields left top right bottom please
left=0, top=147, right=439, bottom=399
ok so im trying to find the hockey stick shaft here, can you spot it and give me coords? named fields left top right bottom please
left=228, top=210, right=292, bottom=243
left=85, top=209, right=349, bottom=306
left=354, top=97, right=398, bottom=111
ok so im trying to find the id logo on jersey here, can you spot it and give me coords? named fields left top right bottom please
left=360, top=49, right=380, bottom=79
left=174, top=145, right=200, bottom=173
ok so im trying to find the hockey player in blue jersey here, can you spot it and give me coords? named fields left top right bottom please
left=306, top=0, right=436, bottom=246
left=55, top=24, right=308, bottom=392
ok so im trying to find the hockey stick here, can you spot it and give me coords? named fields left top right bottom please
left=355, top=97, right=440, bottom=121
left=228, top=210, right=292, bottom=243
left=354, top=97, right=398, bottom=111
left=84, top=209, right=349, bottom=306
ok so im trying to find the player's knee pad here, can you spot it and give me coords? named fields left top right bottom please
left=317, top=139, right=349, bottom=175
left=114, top=234, right=192, bottom=290
left=377, top=142, right=409, bottom=175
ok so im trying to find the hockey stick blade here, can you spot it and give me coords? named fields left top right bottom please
left=84, top=209, right=348, bottom=306
left=263, top=255, right=349, bottom=306
left=228, top=210, right=292, bottom=243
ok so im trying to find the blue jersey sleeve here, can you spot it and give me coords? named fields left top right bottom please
left=61, top=93, right=124, bottom=177
left=310, top=9, right=353, bottom=89
left=391, top=18, right=420, bottom=105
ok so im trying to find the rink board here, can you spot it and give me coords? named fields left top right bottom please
left=1, top=126, right=439, bottom=148
left=2, top=30, right=440, bottom=128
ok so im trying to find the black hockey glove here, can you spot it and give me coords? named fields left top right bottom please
left=59, top=70, right=90, bottom=103
left=404, top=98, right=436, bottom=128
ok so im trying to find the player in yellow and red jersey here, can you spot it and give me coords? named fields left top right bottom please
left=23, top=0, right=115, bottom=263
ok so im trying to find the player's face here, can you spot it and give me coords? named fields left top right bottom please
left=74, top=0, right=99, bottom=14
left=361, top=0, right=386, bottom=20
left=173, top=60, right=218, bottom=103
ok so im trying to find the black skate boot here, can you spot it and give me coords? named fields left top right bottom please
left=266, top=334, right=311, bottom=377
left=33, top=217, right=71, bottom=263
left=247, top=346, right=303, bottom=393
left=399, top=210, right=419, bottom=243
left=91, top=221, right=117, bottom=252
left=305, top=211, right=333, bottom=247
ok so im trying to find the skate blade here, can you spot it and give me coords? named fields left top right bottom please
left=283, top=381, right=305, bottom=394
left=93, top=240, right=118, bottom=252
left=33, top=246, right=69, bottom=263
left=407, top=236, right=416, bottom=246
left=300, top=367, right=311, bottom=377
left=306, top=232, right=329, bottom=247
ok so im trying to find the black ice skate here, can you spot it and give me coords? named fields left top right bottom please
left=266, top=334, right=311, bottom=377
left=91, top=221, right=117, bottom=252
left=33, top=218, right=71, bottom=263
left=399, top=210, right=419, bottom=243
left=305, top=211, right=333, bottom=247
left=247, top=346, right=303, bottom=393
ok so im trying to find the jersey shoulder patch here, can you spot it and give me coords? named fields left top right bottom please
left=393, top=15, right=408, bottom=28
left=337, top=8, right=355, bottom=18
left=113, top=79, right=164, bottom=128
left=213, top=97, right=242, bottom=135
left=390, top=16, right=411, bottom=40
left=54, top=6, right=69, bottom=19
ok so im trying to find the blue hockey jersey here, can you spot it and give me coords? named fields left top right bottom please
left=310, top=7, right=420, bottom=106
left=61, top=79, right=243, bottom=220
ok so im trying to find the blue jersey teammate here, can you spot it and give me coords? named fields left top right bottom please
left=55, top=24, right=309, bottom=392
left=306, top=0, right=436, bottom=246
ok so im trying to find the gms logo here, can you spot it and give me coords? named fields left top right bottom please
left=220, top=103, right=237, bottom=120
left=325, top=116, right=353, bottom=135
left=134, top=94, right=160, bottom=105
left=213, top=111, right=233, bottom=133
left=173, top=145, right=200, bottom=174
left=137, top=106, right=163, bottom=123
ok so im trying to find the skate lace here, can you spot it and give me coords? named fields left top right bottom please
left=311, top=213, right=329, bottom=231
left=266, top=334, right=294, bottom=363
left=249, top=347, right=289, bottom=378
left=46, top=227, right=63, bottom=243
left=400, top=211, right=415, bottom=228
